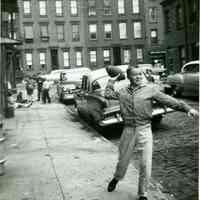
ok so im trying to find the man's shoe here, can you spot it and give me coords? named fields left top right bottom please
left=107, top=178, right=118, bottom=192
left=138, top=196, right=148, bottom=200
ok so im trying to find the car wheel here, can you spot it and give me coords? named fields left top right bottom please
left=152, top=115, right=163, bottom=124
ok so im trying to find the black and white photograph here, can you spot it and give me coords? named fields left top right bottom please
left=0, top=0, right=199, bottom=200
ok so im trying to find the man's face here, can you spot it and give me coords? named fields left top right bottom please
left=128, top=68, right=146, bottom=86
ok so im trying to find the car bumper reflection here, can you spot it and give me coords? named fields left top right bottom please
left=99, top=107, right=174, bottom=127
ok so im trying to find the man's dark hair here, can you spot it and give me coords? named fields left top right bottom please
left=126, top=65, right=139, bottom=77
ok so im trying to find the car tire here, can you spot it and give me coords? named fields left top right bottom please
left=152, top=115, right=163, bottom=124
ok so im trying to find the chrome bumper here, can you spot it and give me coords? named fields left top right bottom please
left=99, top=107, right=174, bottom=127
left=62, top=94, right=74, bottom=100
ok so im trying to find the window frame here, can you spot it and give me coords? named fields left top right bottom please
left=89, top=50, right=97, bottom=65
left=132, top=0, right=140, bottom=14
left=119, top=22, right=127, bottom=39
left=23, top=0, right=31, bottom=16
left=70, top=0, right=78, bottom=16
left=24, top=24, right=34, bottom=41
left=149, top=7, right=157, bottom=23
left=104, top=23, right=112, bottom=40
left=103, top=0, right=112, bottom=15
left=89, top=23, right=97, bottom=40
left=55, top=0, right=63, bottom=16
left=39, top=0, right=47, bottom=16
left=40, top=23, right=49, bottom=41
left=118, top=0, right=125, bottom=15
left=63, top=51, right=70, bottom=67
left=88, top=0, right=96, bottom=16
left=133, top=21, right=142, bottom=39
left=176, top=5, right=184, bottom=30
left=56, top=23, right=65, bottom=41
left=136, top=48, right=143, bottom=62
left=123, top=49, right=130, bottom=64
left=76, top=50, right=82, bottom=66
left=71, top=23, right=80, bottom=41
left=25, top=52, right=33, bottom=70
left=103, top=49, right=111, bottom=65
left=150, top=28, right=158, bottom=44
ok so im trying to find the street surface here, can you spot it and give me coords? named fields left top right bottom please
left=65, top=97, right=199, bottom=200
left=0, top=100, right=174, bottom=200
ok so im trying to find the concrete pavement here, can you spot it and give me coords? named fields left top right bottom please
left=0, top=102, right=175, bottom=200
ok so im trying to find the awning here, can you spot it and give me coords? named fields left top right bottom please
left=0, top=37, right=21, bottom=44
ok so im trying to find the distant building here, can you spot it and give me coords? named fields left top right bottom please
left=17, top=0, right=148, bottom=74
left=161, top=0, right=199, bottom=73
left=144, top=0, right=166, bottom=68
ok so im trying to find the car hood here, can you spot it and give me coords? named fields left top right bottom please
left=167, top=74, right=184, bottom=84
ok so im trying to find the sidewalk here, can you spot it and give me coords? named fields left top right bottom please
left=0, top=102, right=174, bottom=200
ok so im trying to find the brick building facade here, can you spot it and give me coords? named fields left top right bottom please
left=161, top=0, right=199, bottom=73
left=17, top=0, right=148, bottom=74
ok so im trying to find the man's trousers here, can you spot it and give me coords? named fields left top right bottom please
left=114, top=124, right=153, bottom=197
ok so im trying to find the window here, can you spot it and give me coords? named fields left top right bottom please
left=25, top=52, right=33, bottom=70
left=89, top=50, right=97, bottom=65
left=176, top=5, right=183, bottom=29
left=149, top=7, right=157, bottom=23
left=56, top=24, right=64, bottom=40
left=72, top=24, right=80, bottom=41
left=70, top=0, right=78, bottom=16
left=119, top=22, right=127, bottom=39
left=24, top=24, right=33, bottom=40
left=40, top=24, right=49, bottom=41
left=23, top=0, right=31, bottom=15
left=88, top=0, right=96, bottom=16
left=136, top=48, right=143, bottom=61
left=103, top=0, right=112, bottom=15
left=39, top=52, right=46, bottom=65
left=132, top=0, right=139, bottom=14
left=63, top=51, right=69, bottom=67
left=179, top=46, right=186, bottom=66
left=183, top=64, right=199, bottom=73
left=104, top=23, right=112, bottom=40
left=118, top=0, right=125, bottom=14
left=89, top=24, right=97, bottom=40
left=150, top=29, right=158, bottom=44
left=55, top=0, right=63, bottom=16
left=133, top=22, right=142, bottom=38
left=103, top=49, right=110, bottom=64
left=164, top=10, right=170, bottom=32
left=76, top=51, right=82, bottom=66
left=123, top=49, right=130, bottom=63
left=39, top=1, right=47, bottom=16
left=189, top=0, right=198, bottom=24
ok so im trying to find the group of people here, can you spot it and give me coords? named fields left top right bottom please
left=16, top=76, right=52, bottom=107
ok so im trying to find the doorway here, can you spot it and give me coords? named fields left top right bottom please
left=50, top=49, right=58, bottom=69
left=113, top=47, right=121, bottom=65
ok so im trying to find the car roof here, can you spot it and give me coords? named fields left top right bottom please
left=181, top=60, right=200, bottom=72
left=89, top=65, right=129, bottom=82
left=62, top=67, right=91, bottom=74
left=183, top=60, right=200, bottom=66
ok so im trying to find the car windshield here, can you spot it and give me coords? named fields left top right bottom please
left=183, top=64, right=199, bottom=73
left=91, top=73, right=130, bottom=95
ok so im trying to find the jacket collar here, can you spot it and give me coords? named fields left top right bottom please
left=127, top=84, right=146, bottom=95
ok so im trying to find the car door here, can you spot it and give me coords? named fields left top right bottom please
left=75, top=75, right=90, bottom=118
left=182, top=63, right=199, bottom=95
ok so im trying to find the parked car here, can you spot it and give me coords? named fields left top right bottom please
left=57, top=67, right=91, bottom=102
left=165, top=60, right=199, bottom=97
left=39, top=69, right=68, bottom=82
left=74, top=65, right=174, bottom=128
